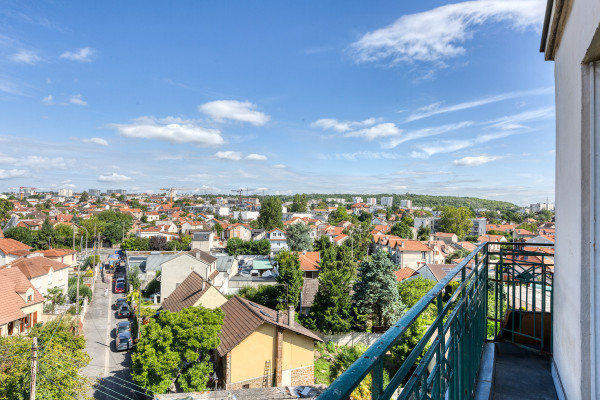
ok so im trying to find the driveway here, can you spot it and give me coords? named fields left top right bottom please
left=80, top=273, right=148, bottom=399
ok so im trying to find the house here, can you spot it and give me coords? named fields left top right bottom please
left=267, top=229, right=288, bottom=253
left=476, top=234, right=507, bottom=252
left=395, top=268, right=418, bottom=282
left=160, top=251, right=218, bottom=300
left=5, top=256, right=71, bottom=297
left=145, top=211, right=160, bottom=222
left=416, top=263, right=469, bottom=283
left=191, top=230, right=214, bottom=253
left=0, top=239, right=31, bottom=265
left=526, top=235, right=555, bottom=245
left=136, top=226, right=178, bottom=241
left=161, top=271, right=227, bottom=312
left=297, top=251, right=320, bottom=279
left=372, top=235, right=433, bottom=270
left=0, top=267, right=44, bottom=336
left=486, top=224, right=515, bottom=233
left=33, top=248, right=77, bottom=267
left=251, top=229, right=266, bottom=241
left=432, top=232, right=458, bottom=245
left=213, top=255, right=239, bottom=294
left=216, top=296, right=322, bottom=389
left=225, top=223, right=252, bottom=241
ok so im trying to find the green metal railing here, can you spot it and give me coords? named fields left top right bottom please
left=318, top=242, right=554, bottom=400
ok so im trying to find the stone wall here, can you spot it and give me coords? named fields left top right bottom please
left=291, top=365, right=314, bottom=386
left=227, top=373, right=274, bottom=390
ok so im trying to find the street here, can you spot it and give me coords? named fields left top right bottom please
left=80, top=255, right=147, bottom=399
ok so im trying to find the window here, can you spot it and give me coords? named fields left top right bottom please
left=422, top=252, right=426, bottom=259
left=242, top=384, right=250, bottom=389
left=26, top=294, right=32, bottom=302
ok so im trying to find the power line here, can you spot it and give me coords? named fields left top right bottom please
left=96, top=376, right=149, bottom=398
left=38, top=371, right=78, bottom=400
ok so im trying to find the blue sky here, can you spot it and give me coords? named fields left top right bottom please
left=0, top=0, right=555, bottom=205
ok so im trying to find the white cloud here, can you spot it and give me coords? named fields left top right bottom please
left=156, top=154, right=184, bottom=160
left=60, top=47, right=95, bottom=62
left=215, top=151, right=243, bottom=161
left=82, top=137, right=108, bottom=146
left=69, top=94, right=88, bottom=106
left=411, top=130, right=519, bottom=158
left=453, top=155, right=505, bottom=166
left=0, top=169, right=28, bottom=179
left=110, top=116, right=224, bottom=147
left=246, top=153, right=268, bottom=161
left=199, top=100, right=270, bottom=126
left=98, top=173, right=132, bottom=182
left=349, top=0, right=543, bottom=64
left=0, top=154, right=69, bottom=169
left=311, top=117, right=379, bottom=132
left=42, top=95, right=53, bottom=105
left=316, top=151, right=400, bottom=161
left=10, top=49, right=40, bottom=64
left=382, top=121, right=472, bottom=149
left=273, top=164, right=287, bottom=169
left=486, top=106, right=555, bottom=130
left=344, top=123, right=403, bottom=141
left=406, top=87, right=553, bottom=122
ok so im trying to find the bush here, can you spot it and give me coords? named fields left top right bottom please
left=325, top=340, right=336, bottom=354
left=142, top=278, right=160, bottom=296
left=68, top=283, right=92, bottom=302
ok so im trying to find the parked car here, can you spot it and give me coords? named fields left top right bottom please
left=116, top=320, right=131, bottom=336
left=115, top=279, right=126, bottom=293
left=117, top=304, right=131, bottom=318
left=116, top=330, right=133, bottom=351
left=112, top=298, right=127, bottom=310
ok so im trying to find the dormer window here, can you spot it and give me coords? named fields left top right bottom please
left=26, top=294, right=32, bottom=302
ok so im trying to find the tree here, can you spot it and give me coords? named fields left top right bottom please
left=328, top=206, right=350, bottom=224
left=402, top=215, right=414, bottom=227
left=445, top=248, right=471, bottom=263
left=38, top=218, right=55, bottom=249
left=316, top=200, right=328, bottom=209
left=286, top=223, right=313, bottom=252
left=0, top=198, right=14, bottom=221
left=53, top=223, right=74, bottom=248
left=104, top=222, right=126, bottom=245
left=275, top=251, right=304, bottom=309
left=391, top=221, right=413, bottom=239
left=131, top=306, right=224, bottom=395
left=397, top=277, right=436, bottom=322
left=0, top=318, right=91, bottom=399
left=537, top=209, right=553, bottom=222
left=149, top=236, right=168, bottom=251
left=226, top=238, right=271, bottom=256
left=258, top=197, right=283, bottom=230
left=302, top=247, right=356, bottom=333
left=353, top=250, right=405, bottom=328
left=128, top=265, right=141, bottom=291
left=79, top=191, right=89, bottom=203
left=438, top=206, right=474, bottom=239
left=212, top=223, right=223, bottom=237
left=45, top=287, right=66, bottom=312
left=290, top=193, right=307, bottom=212
left=3, top=227, right=34, bottom=247
left=121, top=237, right=150, bottom=251
left=313, top=235, right=332, bottom=252
left=238, top=285, right=280, bottom=310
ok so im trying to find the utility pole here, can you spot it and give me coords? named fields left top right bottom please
left=76, top=264, right=80, bottom=317
left=30, top=337, right=37, bottom=400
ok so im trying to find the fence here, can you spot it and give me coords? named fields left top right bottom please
left=317, top=332, right=383, bottom=347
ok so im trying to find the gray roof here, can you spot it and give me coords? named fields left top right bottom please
left=192, top=231, right=212, bottom=241
left=145, top=254, right=178, bottom=271
left=216, top=255, right=235, bottom=272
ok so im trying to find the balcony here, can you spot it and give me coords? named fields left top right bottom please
left=319, top=242, right=555, bottom=400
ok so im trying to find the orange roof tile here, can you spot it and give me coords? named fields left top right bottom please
left=0, top=239, right=31, bottom=256
left=0, top=267, right=44, bottom=325
left=395, top=268, right=418, bottom=282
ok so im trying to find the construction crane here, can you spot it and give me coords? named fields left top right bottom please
left=159, top=187, right=196, bottom=208
left=7, top=187, right=37, bottom=200
left=231, top=188, right=261, bottom=205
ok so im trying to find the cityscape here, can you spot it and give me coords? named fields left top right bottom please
left=0, top=0, right=598, bottom=400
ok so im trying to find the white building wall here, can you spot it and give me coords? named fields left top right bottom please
left=381, top=197, right=393, bottom=207
left=549, top=1, right=600, bottom=398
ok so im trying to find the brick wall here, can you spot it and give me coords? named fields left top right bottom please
left=291, top=365, right=314, bottom=386
left=227, top=373, right=274, bottom=390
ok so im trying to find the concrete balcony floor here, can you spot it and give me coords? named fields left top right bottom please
left=491, top=342, right=558, bottom=400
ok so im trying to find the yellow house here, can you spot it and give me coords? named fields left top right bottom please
left=161, top=271, right=227, bottom=311
left=217, top=296, right=322, bottom=390
left=0, top=267, right=45, bottom=336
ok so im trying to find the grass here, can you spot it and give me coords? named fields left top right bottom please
left=314, top=357, right=333, bottom=385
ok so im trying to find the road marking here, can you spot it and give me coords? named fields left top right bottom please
left=104, top=285, right=112, bottom=377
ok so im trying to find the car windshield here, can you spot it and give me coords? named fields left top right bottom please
left=119, top=332, right=130, bottom=339
left=116, top=282, right=125, bottom=288
left=117, top=322, right=129, bottom=329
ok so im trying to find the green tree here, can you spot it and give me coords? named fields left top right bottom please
left=286, top=223, right=313, bottom=252
left=258, top=197, right=283, bottom=230
left=445, top=248, right=471, bottom=263
left=0, top=198, right=14, bottom=221
left=313, top=235, right=332, bottom=252
left=212, top=222, right=223, bottom=237
left=439, top=206, right=474, bottom=239
left=353, top=251, right=405, bottom=328
left=389, top=318, right=426, bottom=368
left=518, top=222, right=539, bottom=234
left=275, top=251, right=304, bottom=309
left=403, top=215, right=414, bottom=227
left=103, top=222, right=126, bottom=245
left=391, top=221, right=413, bottom=239
left=3, top=227, right=35, bottom=247
left=131, top=306, right=224, bottom=394
left=53, top=223, right=74, bottom=248
left=328, top=206, right=350, bottom=224
left=226, top=237, right=245, bottom=256
left=537, top=209, right=553, bottom=222
left=290, top=193, right=308, bottom=212
left=303, top=246, right=356, bottom=333
left=37, top=218, right=55, bottom=249
left=397, top=277, right=436, bottom=320
left=121, top=237, right=150, bottom=251
left=128, top=266, right=141, bottom=291
left=316, top=200, right=328, bottom=209
left=79, top=191, right=89, bottom=203
left=238, top=285, right=280, bottom=310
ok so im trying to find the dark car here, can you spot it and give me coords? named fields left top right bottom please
left=115, top=279, right=126, bottom=294
left=117, top=304, right=131, bottom=318
left=116, top=320, right=131, bottom=336
left=112, top=298, right=127, bottom=310
left=116, top=330, right=133, bottom=351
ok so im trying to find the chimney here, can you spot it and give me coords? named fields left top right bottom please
left=277, top=310, right=284, bottom=323
left=202, top=281, right=205, bottom=291
left=400, top=241, right=404, bottom=248
left=288, top=306, right=295, bottom=327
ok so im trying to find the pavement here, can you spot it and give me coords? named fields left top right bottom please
left=80, top=270, right=148, bottom=399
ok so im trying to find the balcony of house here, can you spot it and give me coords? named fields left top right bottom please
left=318, top=242, right=555, bottom=400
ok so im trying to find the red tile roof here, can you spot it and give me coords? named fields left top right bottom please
left=0, top=239, right=32, bottom=256
left=395, top=268, right=418, bottom=282
left=34, top=248, right=76, bottom=258
left=0, top=267, right=44, bottom=325
left=5, top=256, right=70, bottom=278
left=297, top=251, right=320, bottom=272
